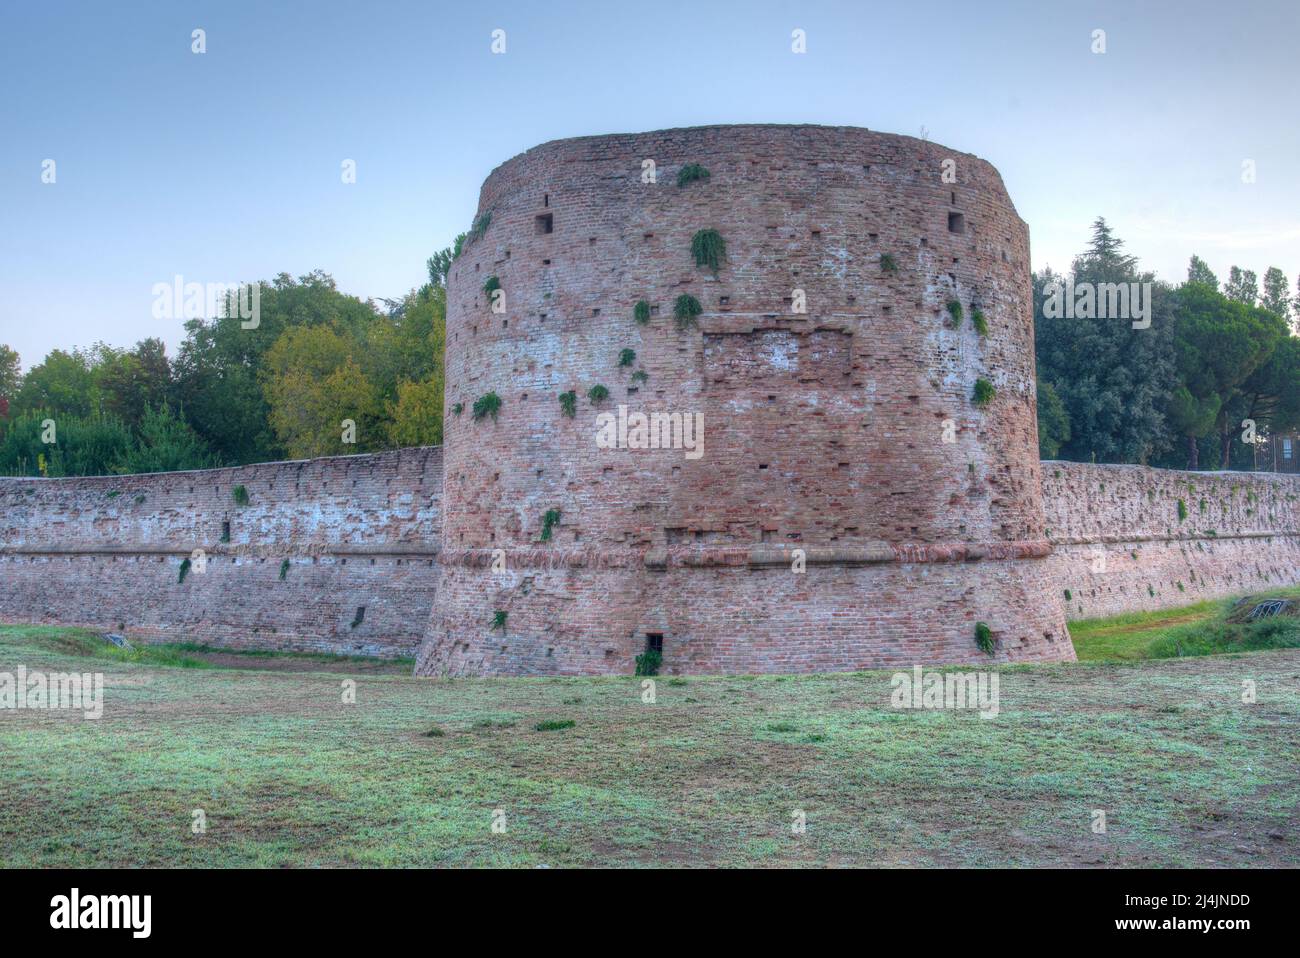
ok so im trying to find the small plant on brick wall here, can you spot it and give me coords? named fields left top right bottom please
left=541, top=508, right=562, bottom=542
left=468, top=211, right=491, bottom=243
left=587, top=384, right=609, bottom=404
left=971, top=308, right=989, bottom=336
left=676, top=163, right=710, bottom=187
left=946, top=299, right=963, bottom=327
left=178, top=557, right=192, bottom=584
left=631, top=369, right=649, bottom=385
left=880, top=253, right=899, bottom=274
left=974, top=622, right=995, bottom=656
left=674, top=294, right=702, bottom=330
left=558, top=390, right=577, bottom=418
left=971, top=378, right=996, bottom=408
left=633, top=300, right=652, bottom=325
left=1177, top=499, right=1188, bottom=522
left=472, top=391, right=502, bottom=421
left=231, top=484, right=249, bottom=506
left=617, top=348, right=636, bottom=368
left=691, top=229, right=726, bottom=275
left=452, top=402, right=463, bottom=416
left=279, top=558, right=290, bottom=581
left=635, top=648, right=662, bottom=676
left=491, top=610, right=508, bottom=632
left=483, top=275, right=501, bottom=297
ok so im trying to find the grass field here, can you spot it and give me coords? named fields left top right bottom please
left=1, top=607, right=1297, bottom=868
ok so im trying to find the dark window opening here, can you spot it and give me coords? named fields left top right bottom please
left=535, top=213, right=553, bottom=235
left=645, top=633, right=664, bottom=655
left=948, top=212, right=966, bottom=234
left=351, top=605, right=366, bottom=628
left=220, top=520, right=230, bottom=542
left=543, top=193, right=549, bottom=207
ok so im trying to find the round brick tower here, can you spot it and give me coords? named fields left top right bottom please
left=415, top=124, right=1074, bottom=676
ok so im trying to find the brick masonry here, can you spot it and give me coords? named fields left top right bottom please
left=419, top=123, right=1066, bottom=675
left=1043, top=460, right=1300, bottom=619
left=0, top=448, right=441, bottom=657
left=4, top=126, right=1297, bottom=671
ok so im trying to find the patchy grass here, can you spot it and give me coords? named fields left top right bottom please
left=1070, top=587, right=1300, bottom=662
left=1, top=623, right=1296, bottom=868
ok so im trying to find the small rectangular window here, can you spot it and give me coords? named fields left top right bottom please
left=1284, top=438, right=1293, bottom=459
left=535, top=213, right=553, bottom=234
left=645, top=633, right=663, bottom=655
left=948, top=212, right=966, bottom=234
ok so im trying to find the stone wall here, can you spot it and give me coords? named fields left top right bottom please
left=0, top=447, right=442, bottom=657
left=419, top=123, right=1072, bottom=676
left=2, top=447, right=1298, bottom=665
left=1043, top=461, right=1300, bottom=619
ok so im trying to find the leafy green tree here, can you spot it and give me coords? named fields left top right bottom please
left=1167, top=283, right=1284, bottom=469
left=172, top=271, right=378, bottom=464
left=261, top=325, right=384, bottom=459
left=94, top=338, right=172, bottom=430
left=14, top=349, right=100, bottom=418
left=0, top=345, right=20, bottom=405
left=1186, top=255, right=1218, bottom=289
left=113, top=404, right=218, bottom=474
left=387, top=377, right=444, bottom=447
left=1035, top=378, right=1071, bottom=459
left=1034, top=220, right=1177, bottom=464
left=0, top=408, right=134, bottom=477
left=1224, top=266, right=1259, bottom=306
left=1261, top=267, right=1291, bottom=326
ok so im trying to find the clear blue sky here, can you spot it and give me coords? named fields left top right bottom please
left=2, top=0, right=1297, bottom=369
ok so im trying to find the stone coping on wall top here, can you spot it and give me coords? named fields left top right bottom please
left=0, top=543, right=438, bottom=558
left=0, top=445, right=443, bottom=485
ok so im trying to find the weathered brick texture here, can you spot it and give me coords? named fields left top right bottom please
left=1044, top=461, right=1300, bottom=619
left=418, top=124, right=1071, bottom=675
left=6, top=128, right=1298, bottom=672
left=0, top=448, right=441, bottom=657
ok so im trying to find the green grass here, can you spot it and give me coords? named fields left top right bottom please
left=1070, top=587, right=1300, bottom=662
left=1, top=618, right=1297, bottom=868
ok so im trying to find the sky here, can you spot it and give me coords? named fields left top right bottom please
left=1, top=0, right=1297, bottom=370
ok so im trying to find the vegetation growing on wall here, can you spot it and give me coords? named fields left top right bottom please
left=972, top=378, right=996, bottom=407
left=691, top=230, right=726, bottom=275
left=540, top=508, right=562, bottom=542
left=633, top=300, right=651, bottom=325
left=674, top=294, right=702, bottom=330
left=676, top=164, right=710, bottom=187
left=472, top=392, right=502, bottom=422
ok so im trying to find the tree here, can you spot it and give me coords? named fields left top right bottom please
left=172, top=271, right=379, bottom=464
left=0, top=345, right=20, bottom=402
left=113, top=404, right=218, bottom=474
left=260, top=325, right=383, bottom=459
left=1034, top=221, right=1177, bottom=464
left=387, top=377, right=445, bottom=447
left=1036, top=378, right=1070, bottom=459
left=14, top=349, right=99, bottom=418
left=94, top=338, right=172, bottom=430
left=1187, top=255, right=1218, bottom=290
left=1261, top=267, right=1291, bottom=325
left=0, top=408, right=134, bottom=477
left=1224, top=266, right=1259, bottom=306
left=1168, top=283, right=1283, bottom=469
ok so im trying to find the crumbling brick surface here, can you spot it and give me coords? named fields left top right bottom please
left=419, top=124, right=1068, bottom=675
left=0, top=447, right=441, bottom=657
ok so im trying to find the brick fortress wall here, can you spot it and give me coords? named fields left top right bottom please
left=416, top=124, right=1073, bottom=675
left=1043, top=461, right=1300, bottom=619
left=0, top=447, right=442, bottom=657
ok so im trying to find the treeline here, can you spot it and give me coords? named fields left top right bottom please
left=0, top=246, right=453, bottom=477
left=1035, top=219, right=1300, bottom=470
